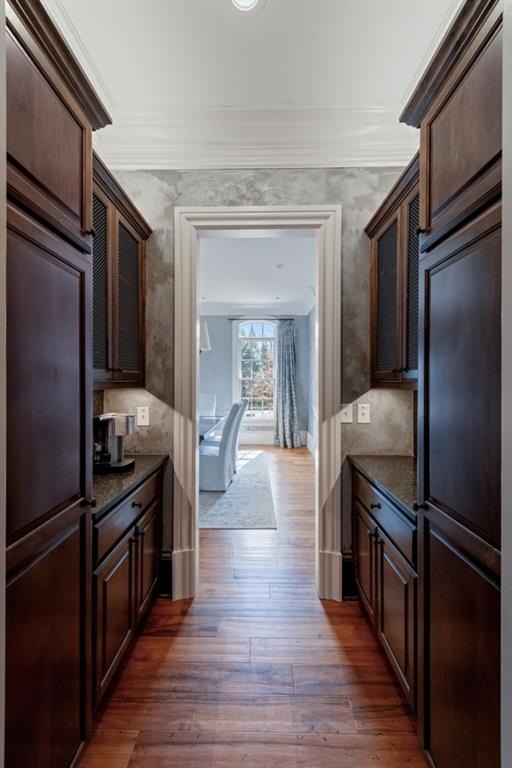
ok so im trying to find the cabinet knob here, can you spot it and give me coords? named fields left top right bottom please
left=132, top=501, right=143, bottom=509
left=370, top=502, right=381, bottom=510
left=416, top=226, right=428, bottom=236
left=412, top=501, right=425, bottom=512
left=370, top=530, right=379, bottom=541
left=83, top=228, right=96, bottom=237
left=81, top=497, right=97, bottom=508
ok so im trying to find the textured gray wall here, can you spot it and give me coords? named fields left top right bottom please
left=105, top=166, right=403, bottom=451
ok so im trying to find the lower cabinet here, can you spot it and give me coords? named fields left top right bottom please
left=352, top=469, right=417, bottom=711
left=94, top=531, right=137, bottom=703
left=376, top=528, right=416, bottom=708
left=93, top=468, right=163, bottom=707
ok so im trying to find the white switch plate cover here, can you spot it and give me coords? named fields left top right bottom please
left=340, top=403, right=353, bottom=423
left=136, top=406, right=150, bottom=426
left=357, top=403, right=371, bottom=424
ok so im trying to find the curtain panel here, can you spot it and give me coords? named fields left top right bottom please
left=275, top=319, right=302, bottom=448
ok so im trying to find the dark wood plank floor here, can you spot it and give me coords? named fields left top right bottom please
left=80, top=447, right=426, bottom=767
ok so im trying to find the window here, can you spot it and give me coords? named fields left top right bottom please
left=234, top=321, right=277, bottom=421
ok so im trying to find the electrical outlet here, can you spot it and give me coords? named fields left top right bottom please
left=340, top=403, right=353, bottom=424
left=357, top=403, right=370, bottom=424
left=136, top=406, right=150, bottom=426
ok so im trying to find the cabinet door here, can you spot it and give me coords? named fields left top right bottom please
left=6, top=204, right=92, bottom=543
left=376, top=529, right=416, bottom=709
left=400, top=190, right=419, bottom=381
left=92, top=189, right=113, bottom=385
left=353, top=500, right=377, bottom=624
left=371, top=214, right=401, bottom=384
left=417, top=204, right=501, bottom=764
left=113, top=213, right=145, bottom=385
left=136, top=499, right=160, bottom=621
left=419, top=6, right=502, bottom=248
left=94, top=531, right=136, bottom=705
left=6, top=22, right=93, bottom=252
left=6, top=203, right=92, bottom=766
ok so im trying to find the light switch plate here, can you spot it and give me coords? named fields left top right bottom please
left=136, top=406, right=150, bottom=427
left=357, top=403, right=370, bottom=424
left=340, top=403, right=353, bottom=423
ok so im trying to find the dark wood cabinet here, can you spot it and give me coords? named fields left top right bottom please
left=366, top=154, right=419, bottom=386
left=5, top=2, right=109, bottom=766
left=94, top=531, right=137, bottom=703
left=6, top=1, right=109, bottom=253
left=353, top=499, right=377, bottom=623
left=352, top=468, right=417, bottom=711
left=93, top=468, right=163, bottom=708
left=401, top=2, right=502, bottom=764
left=136, top=500, right=161, bottom=621
left=376, top=528, right=416, bottom=709
left=92, top=153, right=151, bottom=388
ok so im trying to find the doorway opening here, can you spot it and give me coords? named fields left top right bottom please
left=173, top=206, right=342, bottom=601
left=197, top=230, right=316, bottom=532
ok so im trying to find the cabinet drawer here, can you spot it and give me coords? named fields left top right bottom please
left=419, top=5, right=502, bottom=249
left=353, top=470, right=416, bottom=566
left=94, top=471, right=160, bottom=563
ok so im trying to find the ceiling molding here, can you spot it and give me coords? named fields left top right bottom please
left=93, top=105, right=418, bottom=170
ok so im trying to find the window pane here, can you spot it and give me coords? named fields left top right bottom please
left=262, top=322, right=275, bottom=337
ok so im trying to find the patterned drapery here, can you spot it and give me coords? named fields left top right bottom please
left=275, top=319, right=302, bottom=449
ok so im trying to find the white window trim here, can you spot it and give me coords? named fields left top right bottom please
left=232, top=319, right=278, bottom=427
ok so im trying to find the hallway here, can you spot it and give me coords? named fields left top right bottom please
left=81, top=448, right=426, bottom=767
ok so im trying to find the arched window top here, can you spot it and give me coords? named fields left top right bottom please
left=238, top=320, right=277, bottom=339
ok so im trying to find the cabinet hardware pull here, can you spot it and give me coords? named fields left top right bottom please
left=370, top=502, right=381, bottom=510
left=370, top=530, right=379, bottom=540
left=83, top=228, right=96, bottom=237
left=416, top=226, right=427, bottom=235
left=81, top=497, right=96, bottom=508
left=413, top=501, right=425, bottom=511
left=132, top=501, right=143, bottom=509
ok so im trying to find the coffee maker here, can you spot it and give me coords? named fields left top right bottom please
left=93, top=413, right=135, bottom=474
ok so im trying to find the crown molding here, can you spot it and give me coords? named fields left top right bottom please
left=93, top=105, right=418, bottom=170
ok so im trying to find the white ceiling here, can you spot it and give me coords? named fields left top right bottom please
left=199, top=231, right=316, bottom=315
left=43, top=0, right=463, bottom=169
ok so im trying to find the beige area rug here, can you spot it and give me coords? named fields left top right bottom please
left=199, top=450, right=277, bottom=529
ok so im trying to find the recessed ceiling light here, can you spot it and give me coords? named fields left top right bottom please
left=275, top=296, right=280, bottom=300
left=275, top=264, right=285, bottom=269
left=232, top=0, right=260, bottom=11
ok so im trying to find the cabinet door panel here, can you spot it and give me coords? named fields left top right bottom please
left=94, top=533, right=136, bottom=704
left=420, top=10, right=502, bottom=247
left=353, top=501, right=377, bottom=623
left=422, top=519, right=499, bottom=768
left=6, top=205, right=90, bottom=543
left=403, top=191, right=419, bottom=378
left=92, top=190, right=112, bottom=383
left=6, top=28, right=92, bottom=251
left=421, top=206, right=501, bottom=546
left=373, top=216, right=401, bottom=382
left=114, top=215, right=144, bottom=383
left=377, top=531, right=416, bottom=708
left=6, top=514, right=88, bottom=768
left=136, top=500, right=160, bottom=620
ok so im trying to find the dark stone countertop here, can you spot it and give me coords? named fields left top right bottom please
left=93, top=454, right=169, bottom=519
left=349, top=454, right=417, bottom=518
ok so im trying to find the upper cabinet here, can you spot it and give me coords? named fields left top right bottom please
left=366, top=154, right=419, bottom=387
left=92, top=154, right=152, bottom=389
left=401, top=0, right=502, bottom=253
left=5, top=0, right=110, bottom=253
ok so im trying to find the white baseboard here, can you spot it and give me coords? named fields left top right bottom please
left=172, top=548, right=197, bottom=600
left=306, top=431, right=316, bottom=456
left=317, top=550, right=343, bottom=601
left=239, top=429, right=274, bottom=445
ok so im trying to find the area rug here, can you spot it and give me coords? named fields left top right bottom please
left=199, top=451, right=277, bottom=529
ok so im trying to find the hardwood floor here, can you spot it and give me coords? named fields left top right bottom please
left=80, top=447, right=426, bottom=767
